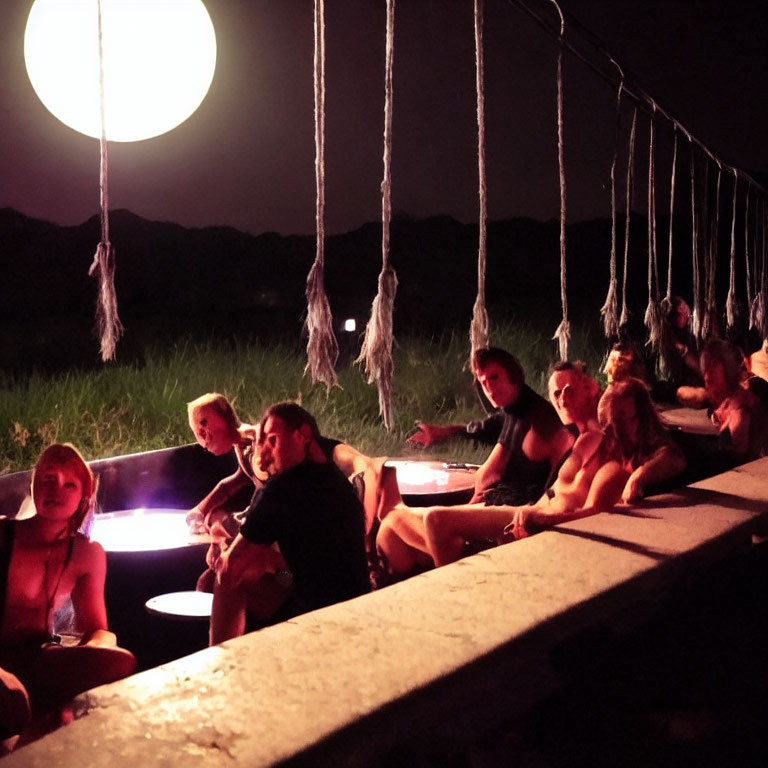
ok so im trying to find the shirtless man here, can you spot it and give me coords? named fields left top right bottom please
left=424, top=374, right=687, bottom=567
left=0, top=444, right=135, bottom=745
left=423, top=361, right=615, bottom=565
left=376, top=348, right=574, bottom=574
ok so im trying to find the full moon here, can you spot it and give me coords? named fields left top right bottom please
left=24, top=0, right=217, bottom=142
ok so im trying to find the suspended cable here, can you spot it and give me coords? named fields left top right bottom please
left=502, top=0, right=766, bottom=200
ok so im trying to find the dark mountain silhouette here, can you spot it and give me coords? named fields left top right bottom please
left=0, top=205, right=739, bottom=372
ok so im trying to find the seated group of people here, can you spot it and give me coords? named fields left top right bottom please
left=2, top=328, right=765, bottom=748
left=603, top=297, right=768, bottom=465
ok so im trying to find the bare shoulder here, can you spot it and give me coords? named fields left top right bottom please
left=571, top=428, right=605, bottom=458
left=73, top=535, right=107, bottom=571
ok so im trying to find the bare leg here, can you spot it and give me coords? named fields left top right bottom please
left=210, top=567, right=292, bottom=646
left=376, top=508, right=433, bottom=574
left=0, top=667, right=30, bottom=746
left=210, top=578, right=247, bottom=646
left=34, top=644, right=136, bottom=703
left=424, top=504, right=515, bottom=567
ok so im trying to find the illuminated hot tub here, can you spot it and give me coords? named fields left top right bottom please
left=93, top=508, right=210, bottom=670
left=91, top=508, right=210, bottom=552
left=385, top=460, right=477, bottom=506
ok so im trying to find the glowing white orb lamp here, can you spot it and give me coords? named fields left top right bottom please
left=24, top=0, right=217, bottom=142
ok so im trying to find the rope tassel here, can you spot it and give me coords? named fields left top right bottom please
left=357, top=266, right=398, bottom=431
left=89, top=241, right=123, bottom=361
left=304, top=260, right=339, bottom=390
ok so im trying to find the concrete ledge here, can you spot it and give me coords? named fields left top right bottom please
left=6, top=458, right=768, bottom=767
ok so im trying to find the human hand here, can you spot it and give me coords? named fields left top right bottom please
left=214, top=546, right=230, bottom=585
left=186, top=507, right=205, bottom=535
left=503, top=506, right=538, bottom=540
left=621, top=472, right=644, bottom=503
left=469, top=488, right=488, bottom=504
left=206, top=510, right=233, bottom=541
left=406, top=422, right=437, bottom=447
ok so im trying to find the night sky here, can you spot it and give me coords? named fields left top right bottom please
left=1, top=0, right=766, bottom=237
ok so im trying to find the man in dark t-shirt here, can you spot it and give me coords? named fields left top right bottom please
left=377, top=348, right=574, bottom=574
left=211, top=403, right=370, bottom=645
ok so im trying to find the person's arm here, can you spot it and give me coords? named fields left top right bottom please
left=196, top=467, right=253, bottom=519
left=187, top=467, right=255, bottom=535
left=470, top=442, right=510, bottom=501
left=721, top=404, right=753, bottom=459
left=68, top=541, right=114, bottom=647
left=508, top=460, right=629, bottom=539
left=622, top=441, right=686, bottom=502
left=332, top=442, right=372, bottom=477
left=214, top=533, right=284, bottom=588
left=407, top=422, right=469, bottom=448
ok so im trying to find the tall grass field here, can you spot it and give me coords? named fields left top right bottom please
left=1, top=321, right=605, bottom=475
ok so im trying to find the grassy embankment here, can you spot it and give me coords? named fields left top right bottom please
left=1, top=321, right=605, bottom=474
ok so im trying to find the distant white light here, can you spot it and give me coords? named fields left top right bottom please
left=24, top=0, right=217, bottom=142
left=343, top=318, right=356, bottom=332
left=91, top=509, right=197, bottom=551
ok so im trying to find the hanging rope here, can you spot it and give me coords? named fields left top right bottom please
left=619, top=107, right=637, bottom=330
left=657, top=127, right=678, bottom=380
left=550, top=0, right=569, bottom=361
left=752, top=200, right=767, bottom=335
left=88, top=0, right=123, bottom=362
left=600, top=66, right=623, bottom=340
left=469, top=0, right=490, bottom=359
left=357, top=0, right=398, bottom=430
left=725, top=172, right=739, bottom=331
left=702, top=163, right=721, bottom=340
left=761, top=203, right=768, bottom=336
left=304, top=0, right=339, bottom=391
left=665, top=131, right=678, bottom=302
left=644, top=110, right=662, bottom=351
left=745, top=188, right=753, bottom=322
left=690, top=144, right=702, bottom=342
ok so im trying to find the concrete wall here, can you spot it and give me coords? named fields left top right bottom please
left=6, top=458, right=768, bottom=767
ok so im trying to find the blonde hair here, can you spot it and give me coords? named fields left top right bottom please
left=187, top=393, right=241, bottom=434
